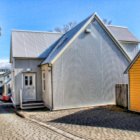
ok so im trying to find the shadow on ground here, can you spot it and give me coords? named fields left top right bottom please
left=0, top=105, right=15, bottom=114
left=50, top=106, right=140, bottom=132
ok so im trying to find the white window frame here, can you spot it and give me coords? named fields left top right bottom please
left=24, top=75, right=33, bottom=87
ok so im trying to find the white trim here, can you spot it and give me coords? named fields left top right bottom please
left=119, top=40, right=140, bottom=44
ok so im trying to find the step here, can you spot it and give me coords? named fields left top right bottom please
left=21, top=101, right=45, bottom=109
left=22, top=102, right=44, bottom=106
left=22, top=101, right=43, bottom=104
left=21, top=105, right=45, bottom=109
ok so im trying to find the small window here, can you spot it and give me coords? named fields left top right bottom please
left=42, top=71, right=46, bottom=91
left=43, top=73, right=45, bottom=79
left=43, top=79, right=45, bottom=91
left=25, top=76, right=28, bottom=86
left=29, top=76, right=32, bottom=85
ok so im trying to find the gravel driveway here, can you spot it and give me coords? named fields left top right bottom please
left=0, top=105, right=70, bottom=140
left=19, top=105, right=140, bottom=140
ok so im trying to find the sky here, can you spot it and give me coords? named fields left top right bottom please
left=0, top=0, right=140, bottom=67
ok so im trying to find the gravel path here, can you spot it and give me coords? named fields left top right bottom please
left=20, top=106, right=140, bottom=140
left=0, top=105, right=70, bottom=140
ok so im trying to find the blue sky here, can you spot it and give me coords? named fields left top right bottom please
left=0, top=0, right=140, bottom=61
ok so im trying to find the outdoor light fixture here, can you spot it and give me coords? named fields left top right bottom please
left=26, top=68, right=32, bottom=72
left=85, top=28, right=91, bottom=33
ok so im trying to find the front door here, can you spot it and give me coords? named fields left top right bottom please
left=23, top=73, right=36, bottom=102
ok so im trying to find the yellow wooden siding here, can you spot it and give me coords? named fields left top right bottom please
left=129, top=57, right=140, bottom=112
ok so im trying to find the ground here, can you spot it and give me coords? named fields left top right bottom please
left=1, top=102, right=140, bottom=140
left=19, top=105, right=140, bottom=140
left=0, top=103, right=70, bottom=140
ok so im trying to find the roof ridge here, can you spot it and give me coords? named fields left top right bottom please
left=107, top=25, right=127, bottom=29
left=12, top=30, right=63, bottom=34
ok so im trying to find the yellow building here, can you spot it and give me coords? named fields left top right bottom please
left=125, top=51, right=140, bottom=112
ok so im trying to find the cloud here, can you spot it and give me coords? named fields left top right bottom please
left=0, top=58, right=11, bottom=69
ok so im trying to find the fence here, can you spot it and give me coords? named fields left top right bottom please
left=115, top=84, right=128, bottom=108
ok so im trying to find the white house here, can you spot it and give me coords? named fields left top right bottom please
left=10, top=13, right=139, bottom=110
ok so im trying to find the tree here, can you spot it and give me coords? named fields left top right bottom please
left=54, top=21, right=77, bottom=33
left=103, top=19, right=112, bottom=25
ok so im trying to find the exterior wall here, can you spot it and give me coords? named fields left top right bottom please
left=129, top=57, right=140, bottom=112
left=41, top=65, right=52, bottom=109
left=13, top=58, right=42, bottom=105
left=120, top=42, right=139, bottom=60
left=52, top=19, right=129, bottom=110
left=11, top=58, right=16, bottom=104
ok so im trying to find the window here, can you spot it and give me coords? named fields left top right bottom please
left=42, top=71, right=46, bottom=91
left=29, top=76, right=32, bottom=86
left=25, top=76, right=28, bottom=86
left=24, top=75, right=33, bottom=86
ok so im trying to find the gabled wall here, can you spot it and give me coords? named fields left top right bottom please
left=52, top=19, right=129, bottom=110
left=129, top=57, right=140, bottom=112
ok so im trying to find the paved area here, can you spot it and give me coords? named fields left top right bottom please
left=0, top=105, right=70, bottom=140
left=19, top=105, right=140, bottom=140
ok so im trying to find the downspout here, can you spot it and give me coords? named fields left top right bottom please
left=48, top=63, right=53, bottom=110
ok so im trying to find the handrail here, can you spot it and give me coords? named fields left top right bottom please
left=20, top=89, right=23, bottom=109
left=10, top=96, right=16, bottom=109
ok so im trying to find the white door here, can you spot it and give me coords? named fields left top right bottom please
left=23, top=73, right=36, bottom=102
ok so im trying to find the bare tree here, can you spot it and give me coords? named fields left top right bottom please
left=103, top=19, right=112, bottom=25
left=54, top=21, right=77, bottom=33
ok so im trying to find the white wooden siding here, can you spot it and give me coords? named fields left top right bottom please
left=52, top=19, right=129, bottom=110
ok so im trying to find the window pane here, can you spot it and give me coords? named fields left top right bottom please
left=43, top=80, right=45, bottom=91
left=43, top=73, right=45, bottom=79
left=29, top=76, right=32, bottom=85
left=25, top=76, right=28, bottom=86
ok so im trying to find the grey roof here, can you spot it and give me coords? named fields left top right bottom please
left=11, top=30, right=62, bottom=58
left=41, top=13, right=131, bottom=65
left=107, top=25, right=139, bottom=43
left=41, top=15, right=92, bottom=64
left=124, top=50, right=140, bottom=73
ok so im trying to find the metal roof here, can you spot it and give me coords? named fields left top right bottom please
left=41, top=13, right=131, bottom=65
left=41, top=15, right=92, bottom=65
left=107, top=25, right=139, bottom=43
left=11, top=30, right=62, bottom=58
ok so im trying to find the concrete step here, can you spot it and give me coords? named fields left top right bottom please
left=21, top=101, right=45, bottom=109
left=21, top=105, right=45, bottom=109
left=22, top=102, right=44, bottom=106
